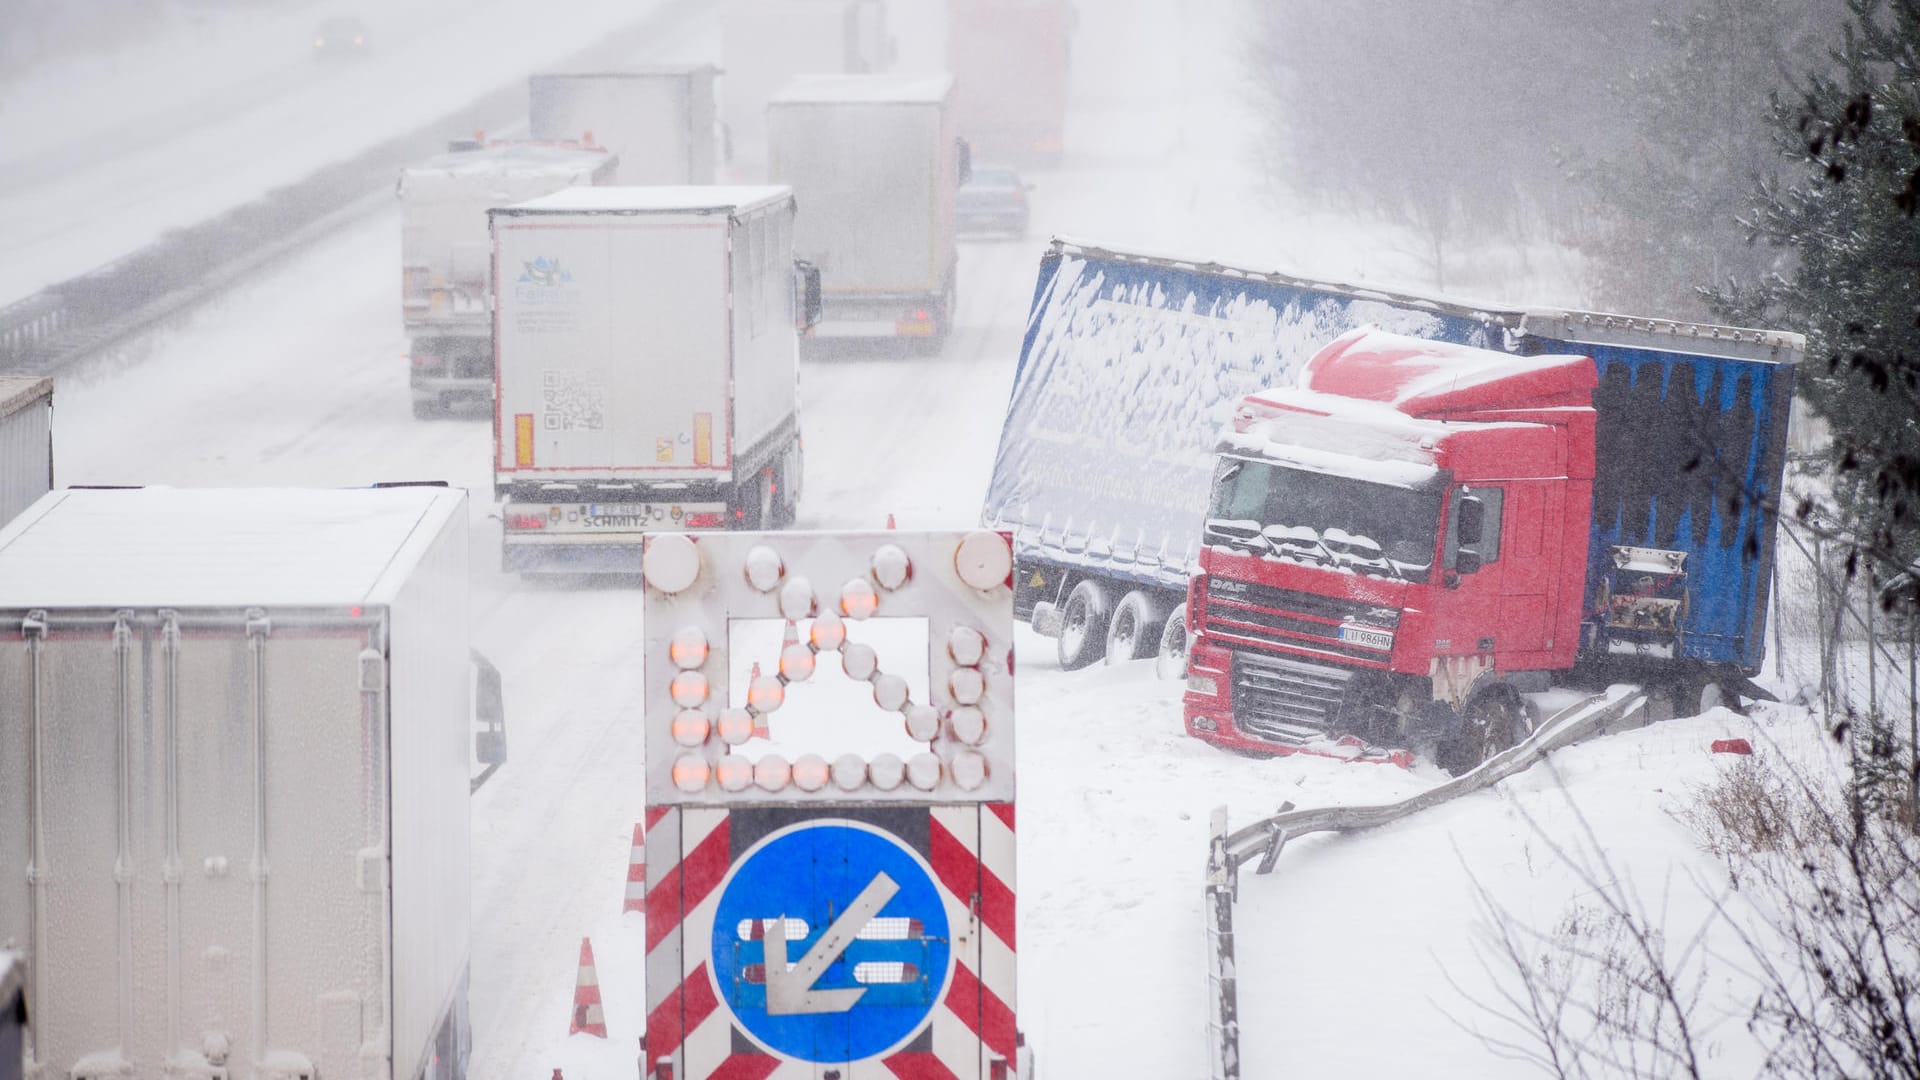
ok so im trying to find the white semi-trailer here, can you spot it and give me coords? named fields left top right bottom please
left=768, top=73, right=964, bottom=349
left=491, top=187, right=817, bottom=573
left=397, top=140, right=615, bottom=418
left=720, top=0, right=893, bottom=171
left=0, top=376, right=51, bottom=530
left=0, top=485, right=477, bottom=1080
left=529, top=67, right=718, bottom=185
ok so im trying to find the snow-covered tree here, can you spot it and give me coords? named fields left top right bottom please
left=1710, top=0, right=1920, bottom=601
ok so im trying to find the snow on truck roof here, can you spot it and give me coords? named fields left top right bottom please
left=769, top=73, right=955, bottom=104
left=1295, top=328, right=1597, bottom=417
left=0, top=486, right=464, bottom=609
left=1047, top=236, right=1804, bottom=358
left=531, top=64, right=718, bottom=80
left=0, top=375, right=52, bottom=418
left=405, top=142, right=613, bottom=179
left=495, top=185, right=793, bottom=215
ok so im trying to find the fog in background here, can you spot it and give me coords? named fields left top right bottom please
left=1250, top=0, right=1847, bottom=317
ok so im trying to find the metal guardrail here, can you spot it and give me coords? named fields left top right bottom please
left=0, top=0, right=705, bottom=376
left=1202, top=685, right=1653, bottom=1080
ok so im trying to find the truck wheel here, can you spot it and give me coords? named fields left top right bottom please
left=1056, top=580, right=1111, bottom=670
left=1438, top=685, right=1530, bottom=775
left=1104, top=590, right=1166, bottom=665
left=412, top=396, right=444, bottom=420
left=1155, top=603, right=1189, bottom=680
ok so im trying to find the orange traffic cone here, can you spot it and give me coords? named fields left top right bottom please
left=570, top=938, right=608, bottom=1038
left=623, top=823, right=646, bottom=914
left=781, top=619, right=799, bottom=649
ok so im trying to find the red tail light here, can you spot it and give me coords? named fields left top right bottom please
left=507, top=514, right=546, bottom=530
left=684, top=512, right=724, bottom=529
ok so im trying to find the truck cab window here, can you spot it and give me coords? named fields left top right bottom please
left=1446, top=485, right=1504, bottom=571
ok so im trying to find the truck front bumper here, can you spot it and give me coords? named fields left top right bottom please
left=1182, top=639, right=1411, bottom=766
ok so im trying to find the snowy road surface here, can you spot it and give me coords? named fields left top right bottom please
left=24, top=0, right=1766, bottom=1077
left=0, top=0, right=688, bottom=308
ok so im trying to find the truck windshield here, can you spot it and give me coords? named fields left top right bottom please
left=1205, top=458, right=1444, bottom=582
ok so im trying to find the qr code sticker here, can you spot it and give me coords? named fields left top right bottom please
left=542, top=369, right=605, bottom=431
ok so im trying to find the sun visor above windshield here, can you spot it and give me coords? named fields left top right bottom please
left=1215, top=427, right=1442, bottom=490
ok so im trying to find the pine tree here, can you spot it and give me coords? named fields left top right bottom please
left=1569, top=0, right=1842, bottom=318
left=1709, top=0, right=1920, bottom=594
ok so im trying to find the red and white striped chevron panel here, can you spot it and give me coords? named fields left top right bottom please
left=644, top=803, right=1017, bottom=1080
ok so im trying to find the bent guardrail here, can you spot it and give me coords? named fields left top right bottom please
left=1202, top=685, right=1653, bottom=1080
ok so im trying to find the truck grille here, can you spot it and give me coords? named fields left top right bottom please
left=1231, top=652, right=1354, bottom=744
left=1205, top=579, right=1396, bottom=665
left=1207, top=578, right=1399, bottom=627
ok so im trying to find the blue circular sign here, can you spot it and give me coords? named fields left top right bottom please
left=710, top=820, right=953, bottom=1063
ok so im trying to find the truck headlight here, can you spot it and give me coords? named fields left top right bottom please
left=1186, top=674, right=1219, bottom=697
left=1191, top=715, right=1219, bottom=732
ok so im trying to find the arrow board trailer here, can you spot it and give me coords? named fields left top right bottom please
left=0, top=376, right=52, bottom=532
left=0, top=486, right=474, bottom=1080
left=529, top=67, right=719, bottom=185
left=492, top=187, right=808, bottom=574
left=638, top=530, right=1032, bottom=1080
left=398, top=141, right=615, bottom=418
left=768, top=73, right=964, bottom=349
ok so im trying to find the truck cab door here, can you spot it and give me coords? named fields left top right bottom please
left=1434, top=485, right=1507, bottom=660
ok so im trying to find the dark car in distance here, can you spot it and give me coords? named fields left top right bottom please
left=313, top=16, right=370, bottom=58
left=958, top=164, right=1033, bottom=237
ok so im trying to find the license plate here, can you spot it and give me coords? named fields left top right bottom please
left=1337, top=624, right=1394, bottom=651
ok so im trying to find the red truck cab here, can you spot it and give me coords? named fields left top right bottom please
left=1182, top=329, right=1598, bottom=769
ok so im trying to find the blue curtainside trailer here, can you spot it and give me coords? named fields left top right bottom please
left=984, top=239, right=1799, bottom=705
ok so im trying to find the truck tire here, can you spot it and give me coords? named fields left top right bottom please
left=1104, top=590, right=1166, bottom=665
left=1057, top=579, right=1111, bottom=670
left=412, top=396, right=445, bottom=420
left=1438, top=683, right=1531, bottom=775
left=1155, top=603, right=1189, bottom=680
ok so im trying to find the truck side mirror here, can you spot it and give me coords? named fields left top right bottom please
left=794, top=260, right=823, bottom=329
left=1456, top=495, right=1484, bottom=547
left=472, top=650, right=507, bottom=766
left=1455, top=548, right=1484, bottom=576
left=957, top=137, right=973, bottom=187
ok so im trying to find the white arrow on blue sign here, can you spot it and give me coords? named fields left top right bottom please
left=711, top=820, right=954, bottom=1063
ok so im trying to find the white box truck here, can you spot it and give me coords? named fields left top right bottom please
left=768, top=73, right=965, bottom=349
left=721, top=0, right=894, bottom=171
left=0, top=376, right=51, bottom=531
left=398, top=140, right=616, bottom=418
left=529, top=67, right=718, bottom=185
left=490, top=187, right=817, bottom=574
left=0, top=486, right=476, bottom=1080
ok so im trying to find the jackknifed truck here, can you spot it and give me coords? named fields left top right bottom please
left=397, top=139, right=615, bottom=418
left=0, top=485, right=482, bottom=1080
left=768, top=73, right=965, bottom=349
left=985, top=239, right=1799, bottom=771
left=491, top=187, right=817, bottom=574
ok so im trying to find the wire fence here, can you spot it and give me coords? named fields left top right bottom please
left=1767, top=475, right=1919, bottom=816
